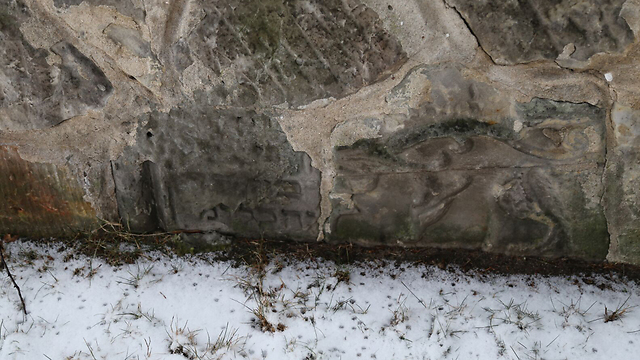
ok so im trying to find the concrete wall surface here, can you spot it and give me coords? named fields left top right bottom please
left=2, top=0, right=640, bottom=264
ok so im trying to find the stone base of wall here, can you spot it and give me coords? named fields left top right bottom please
left=2, top=0, right=640, bottom=264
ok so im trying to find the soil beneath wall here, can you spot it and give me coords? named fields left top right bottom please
left=222, top=238, right=640, bottom=282
left=34, top=231, right=640, bottom=284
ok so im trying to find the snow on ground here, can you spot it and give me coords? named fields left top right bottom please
left=1, top=241, right=640, bottom=360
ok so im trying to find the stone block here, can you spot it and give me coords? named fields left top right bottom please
left=605, top=105, right=640, bottom=263
left=328, top=65, right=608, bottom=260
left=113, top=107, right=321, bottom=240
left=445, top=0, right=634, bottom=64
left=186, top=0, right=406, bottom=107
left=330, top=167, right=607, bottom=260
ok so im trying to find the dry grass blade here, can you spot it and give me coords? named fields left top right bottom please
left=401, top=281, right=428, bottom=309
left=83, top=338, right=98, bottom=360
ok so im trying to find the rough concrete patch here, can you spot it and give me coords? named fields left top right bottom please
left=104, top=24, right=154, bottom=59
left=278, top=60, right=419, bottom=238
left=362, top=0, right=477, bottom=64
left=331, top=118, right=384, bottom=148
left=53, top=2, right=162, bottom=89
left=19, top=15, right=61, bottom=53
left=484, top=63, right=610, bottom=106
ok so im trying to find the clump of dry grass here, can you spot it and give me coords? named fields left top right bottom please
left=59, top=219, right=180, bottom=266
left=333, top=268, right=351, bottom=285
left=390, top=295, right=409, bottom=327
left=166, top=318, right=200, bottom=359
left=234, top=242, right=289, bottom=334
left=204, top=323, right=244, bottom=356
left=246, top=298, right=275, bottom=333
left=604, top=295, right=634, bottom=323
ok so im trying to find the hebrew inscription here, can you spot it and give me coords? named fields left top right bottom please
left=113, top=106, right=321, bottom=240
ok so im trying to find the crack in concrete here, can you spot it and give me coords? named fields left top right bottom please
left=109, top=161, right=123, bottom=223
left=600, top=122, right=613, bottom=256
left=443, top=0, right=498, bottom=66
left=600, top=75, right=618, bottom=260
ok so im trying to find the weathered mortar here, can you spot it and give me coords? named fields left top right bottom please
left=2, top=0, right=640, bottom=264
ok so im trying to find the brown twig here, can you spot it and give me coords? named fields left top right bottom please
left=0, top=238, right=27, bottom=315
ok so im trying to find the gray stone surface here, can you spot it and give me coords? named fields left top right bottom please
left=50, top=41, right=114, bottom=119
left=328, top=65, right=608, bottom=259
left=184, top=0, right=406, bottom=107
left=605, top=105, right=640, bottom=264
left=445, top=0, right=634, bottom=64
left=52, top=0, right=145, bottom=21
left=113, top=107, right=321, bottom=240
left=0, top=3, right=113, bottom=131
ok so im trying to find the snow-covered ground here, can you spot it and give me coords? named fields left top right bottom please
left=1, top=241, right=639, bottom=360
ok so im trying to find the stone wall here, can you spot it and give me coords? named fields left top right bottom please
left=2, top=0, right=640, bottom=264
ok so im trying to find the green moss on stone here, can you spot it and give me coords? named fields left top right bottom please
left=231, top=218, right=249, bottom=234
left=391, top=213, right=416, bottom=242
left=572, top=216, right=609, bottom=260
left=333, top=217, right=381, bottom=242
left=235, top=0, right=285, bottom=57
left=174, top=238, right=232, bottom=256
left=332, top=211, right=419, bottom=243
left=388, top=118, right=515, bottom=151
left=516, top=98, right=605, bottom=123
left=422, top=224, right=486, bottom=247
left=552, top=169, right=609, bottom=261
left=339, top=118, right=515, bottom=158
left=0, top=6, right=17, bottom=32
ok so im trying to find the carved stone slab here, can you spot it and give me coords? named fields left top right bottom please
left=328, top=65, right=608, bottom=260
left=113, top=107, right=321, bottom=240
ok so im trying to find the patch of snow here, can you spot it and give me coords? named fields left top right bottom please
left=0, top=241, right=638, bottom=359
